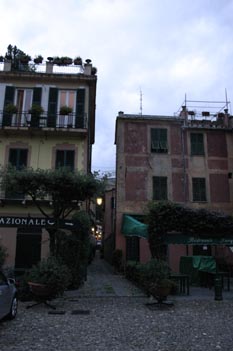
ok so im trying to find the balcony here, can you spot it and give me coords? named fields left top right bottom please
left=0, top=110, right=88, bottom=133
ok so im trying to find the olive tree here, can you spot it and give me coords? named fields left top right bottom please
left=1, top=167, right=102, bottom=256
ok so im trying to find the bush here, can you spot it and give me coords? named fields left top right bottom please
left=125, top=258, right=172, bottom=294
left=57, top=211, right=92, bottom=289
left=26, top=256, right=71, bottom=297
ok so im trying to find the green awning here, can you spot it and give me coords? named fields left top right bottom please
left=121, top=215, right=148, bottom=239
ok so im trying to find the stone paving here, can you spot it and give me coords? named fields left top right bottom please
left=1, top=252, right=233, bottom=351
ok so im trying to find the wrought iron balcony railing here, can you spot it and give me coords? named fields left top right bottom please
left=0, top=111, right=87, bottom=130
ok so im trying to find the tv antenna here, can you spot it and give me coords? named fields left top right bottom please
left=139, top=88, right=143, bottom=115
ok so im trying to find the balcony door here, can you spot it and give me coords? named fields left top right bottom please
left=57, top=90, right=76, bottom=127
left=13, top=89, right=33, bottom=126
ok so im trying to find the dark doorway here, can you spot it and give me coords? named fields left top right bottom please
left=15, top=228, right=42, bottom=271
left=126, top=236, right=140, bottom=261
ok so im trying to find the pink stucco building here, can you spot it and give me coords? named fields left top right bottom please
left=114, top=104, right=233, bottom=272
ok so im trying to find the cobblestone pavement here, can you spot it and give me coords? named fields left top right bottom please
left=1, top=252, right=233, bottom=351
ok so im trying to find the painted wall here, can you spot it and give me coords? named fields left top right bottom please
left=115, top=114, right=233, bottom=271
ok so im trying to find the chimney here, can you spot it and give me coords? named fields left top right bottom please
left=3, top=60, right=11, bottom=72
left=46, top=61, right=53, bottom=74
left=84, top=59, right=92, bottom=75
left=180, top=106, right=188, bottom=122
left=224, top=109, right=229, bottom=128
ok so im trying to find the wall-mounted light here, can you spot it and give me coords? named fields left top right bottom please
left=96, top=197, right=103, bottom=206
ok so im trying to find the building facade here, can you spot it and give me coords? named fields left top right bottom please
left=115, top=107, right=233, bottom=271
left=0, top=58, right=97, bottom=270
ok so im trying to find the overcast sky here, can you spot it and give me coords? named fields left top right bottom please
left=1, top=0, right=233, bottom=175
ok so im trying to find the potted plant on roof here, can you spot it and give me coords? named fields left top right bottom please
left=19, top=54, right=31, bottom=64
left=74, top=56, right=82, bottom=65
left=60, top=56, right=73, bottom=65
left=28, top=104, right=44, bottom=127
left=53, top=56, right=62, bottom=65
left=60, top=105, right=73, bottom=115
left=91, top=67, right=97, bottom=75
left=34, top=55, right=43, bottom=64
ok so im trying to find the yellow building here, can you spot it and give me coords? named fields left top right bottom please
left=0, top=57, right=97, bottom=271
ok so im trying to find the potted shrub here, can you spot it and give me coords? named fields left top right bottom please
left=144, top=259, right=173, bottom=301
left=74, top=56, right=82, bottom=65
left=19, top=54, right=31, bottom=64
left=60, top=105, right=73, bottom=115
left=60, top=56, right=73, bottom=65
left=4, top=103, right=18, bottom=114
left=53, top=56, right=62, bottom=65
left=26, top=256, right=71, bottom=298
left=91, top=67, right=97, bottom=75
left=28, top=104, right=44, bottom=127
left=34, top=55, right=43, bottom=64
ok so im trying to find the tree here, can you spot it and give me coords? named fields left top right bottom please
left=146, top=201, right=233, bottom=259
left=1, top=167, right=102, bottom=256
left=4, top=44, right=33, bottom=71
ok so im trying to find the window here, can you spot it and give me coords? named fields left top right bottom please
left=57, top=90, right=76, bottom=127
left=192, top=178, right=206, bottom=202
left=9, top=148, right=28, bottom=169
left=190, top=133, right=204, bottom=155
left=55, top=150, right=75, bottom=170
left=153, top=176, right=168, bottom=200
left=151, top=128, right=168, bottom=153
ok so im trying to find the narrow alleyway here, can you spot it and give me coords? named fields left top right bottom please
left=66, top=250, right=146, bottom=298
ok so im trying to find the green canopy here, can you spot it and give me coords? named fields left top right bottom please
left=121, top=215, right=148, bottom=239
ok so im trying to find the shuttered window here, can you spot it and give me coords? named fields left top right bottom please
left=191, top=133, right=204, bottom=155
left=192, top=178, right=207, bottom=202
left=9, top=148, right=28, bottom=169
left=153, top=176, right=168, bottom=200
left=55, top=150, right=75, bottom=170
left=75, top=89, right=85, bottom=128
left=151, top=128, right=168, bottom=153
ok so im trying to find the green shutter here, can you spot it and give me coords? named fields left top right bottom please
left=47, top=88, right=58, bottom=127
left=191, top=133, right=204, bottom=155
left=56, top=150, right=75, bottom=170
left=153, top=176, right=168, bottom=200
left=75, top=89, right=85, bottom=128
left=3, top=86, right=15, bottom=126
left=151, top=128, right=167, bottom=152
left=192, top=178, right=206, bottom=201
left=32, top=87, right=42, bottom=105
left=9, top=149, right=28, bottom=169
left=55, top=150, right=64, bottom=169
